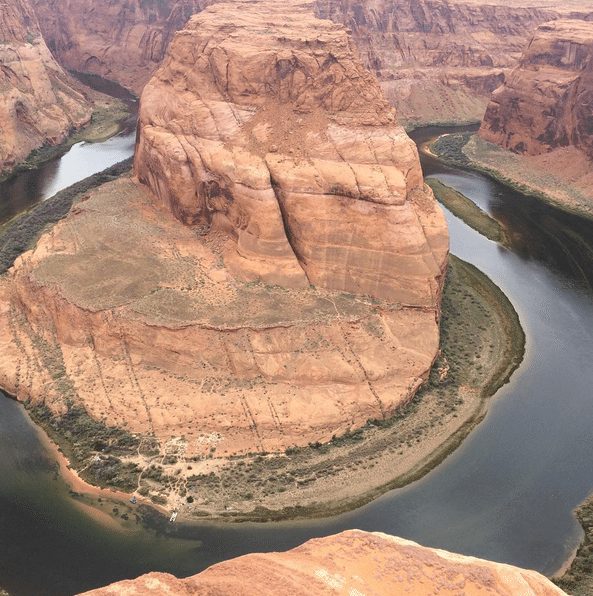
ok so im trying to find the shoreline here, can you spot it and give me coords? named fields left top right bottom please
left=554, top=494, right=593, bottom=594
left=3, top=253, right=524, bottom=526
left=0, top=80, right=134, bottom=184
left=426, top=178, right=509, bottom=245
left=427, top=126, right=593, bottom=586
left=428, top=132, right=593, bottom=223
left=0, top=388, right=170, bottom=531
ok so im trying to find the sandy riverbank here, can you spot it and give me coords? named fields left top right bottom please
left=6, top=254, right=525, bottom=524
left=431, top=132, right=593, bottom=221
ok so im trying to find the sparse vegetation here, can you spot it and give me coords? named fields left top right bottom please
left=430, top=132, right=593, bottom=222
left=555, top=496, right=593, bottom=595
left=427, top=178, right=508, bottom=244
left=430, top=132, right=473, bottom=166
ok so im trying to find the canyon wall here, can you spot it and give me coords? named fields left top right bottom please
left=314, top=0, right=573, bottom=125
left=480, top=19, right=593, bottom=158
left=30, top=0, right=212, bottom=94
left=0, top=0, right=91, bottom=174
left=134, top=0, right=448, bottom=304
left=32, top=0, right=593, bottom=124
left=81, top=530, right=565, bottom=595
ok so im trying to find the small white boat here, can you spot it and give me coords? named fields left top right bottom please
left=169, top=511, right=178, bottom=523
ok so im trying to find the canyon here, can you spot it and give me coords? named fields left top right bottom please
left=30, top=0, right=593, bottom=127
left=0, top=0, right=91, bottom=174
left=480, top=20, right=593, bottom=159
left=1, top=0, right=593, bottom=593
left=6, top=0, right=593, bottom=179
left=82, top=530, right=565, bottom=595
left=0, top=0, right=448, bottom=511
left=30, top=0, right=212, bottom=95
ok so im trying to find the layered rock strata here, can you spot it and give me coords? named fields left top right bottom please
left=82, top=530, right=566, bottom=595
left=32, top=0, right=593, bottom=124
left=475, top=19, right=593, bottom=215
left=480, top=20, right=593, bottom=158
left=0, top=0, right=91, bottom=173
left=31, top=0, right=211, bottom=94
left=0, top=0, right=447, bottom=459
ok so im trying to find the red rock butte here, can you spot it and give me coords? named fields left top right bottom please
left=81, top=530, right=566, bottom=595
left=0, top=0, right=447, bottom=458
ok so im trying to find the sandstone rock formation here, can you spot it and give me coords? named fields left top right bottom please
left=134, top=0, right=448, bottom=303
left=473, top=19, right=593, bottom=216
left=0, top=0, right=91, bottom=174
left=480, top=19, right=593, bottom=158
left=0, top=0, right=447, bottom=462
left=31, top=0, right=211, bottom=94
left=81, top=530, right=566, bottom=595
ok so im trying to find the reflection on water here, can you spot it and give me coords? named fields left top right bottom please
left=0, top=72, right=137, bottom=225
left=0, top=132, right=136, bottom=225
left=2, top=126, right=593, bottom=594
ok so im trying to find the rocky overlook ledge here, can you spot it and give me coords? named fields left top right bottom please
left=82, top=530, right=565, bottom=596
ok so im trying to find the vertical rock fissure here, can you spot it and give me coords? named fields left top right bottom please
left=268, top=170, right=313, bottom=286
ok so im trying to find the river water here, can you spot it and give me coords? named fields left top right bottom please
left=1, top=125, right=593, bottom=595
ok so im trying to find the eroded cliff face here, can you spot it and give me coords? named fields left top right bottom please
left=0, top=0, right=91, bottom=173
left=81, top=530, right=566, bottom=596
left=134, top=0, right=448, bottom=303
left=314, top=0, right=593, bottom=125
left=480, top=19, right=593, bottom=158
left=31, top=0, right=211, bottom=94
left=0, top=0, right=447, bottom=462
left=32, top=0, right=593, bottom=124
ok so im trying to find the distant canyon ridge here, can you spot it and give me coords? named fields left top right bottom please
left=25, top=0, right=593, bottom=124
left=3, top=0, right=593, bottom=173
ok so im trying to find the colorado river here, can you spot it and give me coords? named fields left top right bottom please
left=1, top=125, right=593, bottom=595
